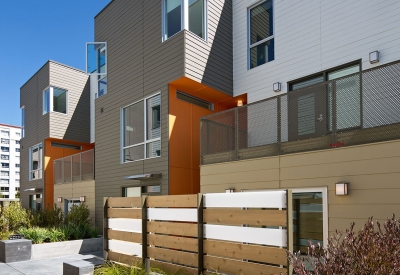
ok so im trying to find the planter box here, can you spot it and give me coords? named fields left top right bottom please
left=0, top=239, right=32, bottom=263
left=32, top=237, right=102, bottom=259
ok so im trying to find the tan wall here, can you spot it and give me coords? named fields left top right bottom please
left=54, top=180, right=95, bottom=226
left=200, top=140, right=400, bottom=236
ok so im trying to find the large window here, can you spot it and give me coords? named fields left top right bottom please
left=43, top=87, right=68, bottom=114
left=86, top=42, right=108, bottom=98
left=122, top=94, right=161, bottom=162
left=1, top=171, right=9, bottom=176
left=1, top=147, right=9, bottom=152
left=0, top=130, right=9, bottom=137
left=1, top=163, right=9, bottom=168
left=29, top=143, right=43, bottom=180
left=1, top=155, right=9, bottom=160
left=249, top=0, right=274, bottom=69
left=21, top=106, right=25, bottom=138
left=163, top=0, right=207, bottom=41
left=1, top=139, right=9, bottom=144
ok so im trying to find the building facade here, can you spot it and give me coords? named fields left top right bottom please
left=200, top=0, right=400, bottom=253
left=20, top=60, right=94, bottom=215
left=0, top=124, right=21, bottom=199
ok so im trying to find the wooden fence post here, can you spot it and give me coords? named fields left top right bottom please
left=103, top=197, right=109, bottom=261
left=286, top=190, right=293, bottom=275
left=142, top=195, right=148, bottom=270
left=197, top=193, right=204, bottom=275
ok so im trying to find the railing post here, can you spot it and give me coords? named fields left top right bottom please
left=103, top=197, right=109, bottom=261
left=332, top=81, right=337, bottom=145
left=286, top=189, right=293, bottom=275
left=197, top=193, right=204, bottom=275
left=142, top=195, right=148, bottom=271
left=235, top=108, right=239, bottom=161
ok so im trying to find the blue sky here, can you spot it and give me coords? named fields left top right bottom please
left=0, top=0, right=110, bottom=127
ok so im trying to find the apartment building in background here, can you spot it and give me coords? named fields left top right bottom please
left=20, top=61, right=95, bottom=218
left=0, top=124, right=21, bottom=199
left=200, top=0, right=400, bottom=253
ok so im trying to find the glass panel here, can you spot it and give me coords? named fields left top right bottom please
left=124, top=145, right=144, bottom=162
left=43, top=89, right=50, bottom=114
left=124, top=101, right=145, bottom=147
left=86, top=43, right=107, bottom=74
left=98, top=48, right=106, bottom=74
left=146, top=94, right=161, bottom=140
left=335, top=74, right=361, bottom=130
left=291, top=75, right=324, bottom=91
left=21, top=108, right=24, bottom=137
left=189, top=0, right=204, bottom=38
left=165, top=0, right=182, bottom=39
left=250, top=39, right=274, bottom=68
left=327, top=64, right=360, bottom=80
left=293, top=192, right=323, bottom=254
left=297, top=94, right=315, bottom=136
left=124, top=187, right=141, bottom=197
left=98, top=77, right=107, bottom=97
left=250, top=0, right=273, bottom=44
left=53, top=87, right=67, bottom=114
left=146, top=140, right=161, bottom=158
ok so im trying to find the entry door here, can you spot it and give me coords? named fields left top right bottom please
left=289, top=83, right=328, bottom=141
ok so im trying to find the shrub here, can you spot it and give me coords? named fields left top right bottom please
left=18, top=227, right=49, bottom=244
left=65, top=203, right=91, bottom=227
left=288, top=214, right=400, bottom=275
left=30, top=205, right=64, bottom=228
left=0, top=202, right=30, bottom=232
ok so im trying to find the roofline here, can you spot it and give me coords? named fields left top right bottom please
left=20, top=60, right=86, bottom=89
left=95, top=0, right=114, bottom=19
left=0, top=123, right=21, bottom=129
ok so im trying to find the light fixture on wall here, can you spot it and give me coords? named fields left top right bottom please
left=335, top=182, right=349, bottom=196
left=369, top=51, right=379, bottom=64
left=57, top=197, right=63, bottom=203
left=237, top=100, right=243, bottom=107
left=273, top=82, right=281, bottom=92
left=225, top=188, right=235, bottom=193
left=79, top=196, right=86, bottom=202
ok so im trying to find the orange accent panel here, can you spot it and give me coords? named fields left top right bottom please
left=44, top=138, right=94, bottom=208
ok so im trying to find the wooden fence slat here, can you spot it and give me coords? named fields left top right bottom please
left=204, top=209, right=287, bottom=227
left=108, top=208, right=142, bottom=219
left=150, top=260, right=198, bottom=275
left=148, top=247, right=198, bottom=268
left=204, top=255, right=287, bottom=275
left=108, top=229, right=142, bottom=243
left=147, top=234, right=198, bottom=252
left=204, top=240, right=287, bottom=266
left=147, top=221, right=198, bottom=237
left=108, top=251, right=142, bottom=266
left=108, top=197, right=142, bottom=208
left=146, top=194, right=198, bottom=208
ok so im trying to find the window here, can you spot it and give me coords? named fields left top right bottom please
left=249, top=0, right=274, bottom=69
left=163, top=0, right=207, bottom=41
left=1, top=163, right=9, bottom=168
left=43, top=87, right=68, bottom=114
left=15, top=171, right=20, bottom=176
left=15, top=164, right=20, bottom=168
left=1, top=171, right=9, bottom=176
left=123, top=187, right=141, bottom=197
left=15, top=179, right=20, bottom=184
left=1, top=147, right=9, bottom=152
left=16, top=140, right=20, bottom=144
left=1, top=138, right=9, bottom=144
left=122, top=93, right=161, bottom=162
left=1, top=155, right=9, bottom=160
left=1, top=130, right=9, bottom=137
left=15, top=156, right=20, bottom=161
left=29, top=143, right=43, bottom=180
left=86, top=42, right=108, bottom=98
left=0, top=179, right=9, bottom=184
left=177, top=91, right=213, bottom=110
left=15, top=187, right=20, bottom=191
left=21, top=106, right=25, bottom=137
left=15, top=148, right=20, bottom=153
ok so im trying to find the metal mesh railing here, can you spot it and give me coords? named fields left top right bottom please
left=201, top=61, right=400, bottom=165
left=54, top=149, right=94, bottom=184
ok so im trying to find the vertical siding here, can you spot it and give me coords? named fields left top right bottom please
left=233, top=0, right=400, bottom=102
left=49, top=62, right=90, bottom=143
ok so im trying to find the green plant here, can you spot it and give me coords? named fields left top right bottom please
left=0, top=231, right=13, bottom=240
left=288, top=214, right=400, bottom=275
left=18, top=227, right=49, bottom=244
left=94, top=261, right=185, bottom=275
left=48, top=228, right=67, bottom=242
left=30, top=205, right=64, bottom=228
left=65, top=203, right=91, bottom=227
left=0, top=202, right=30, bottom=232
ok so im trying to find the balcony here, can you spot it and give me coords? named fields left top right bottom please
left=200, top=61, right=400, bottom=165
left=54, top=149, right=94, bottom=184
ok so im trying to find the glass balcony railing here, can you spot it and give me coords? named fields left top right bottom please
left=54, top=149, right=94, bottom=184
left=200, top=61, right=400, bottom=165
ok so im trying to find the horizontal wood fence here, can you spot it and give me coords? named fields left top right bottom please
left=104, top=191, right=293, bottom=275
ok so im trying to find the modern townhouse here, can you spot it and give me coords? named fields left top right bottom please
left=87, top=0, right=243, bottom=227
left=200, top=0, right=400, bottom=253
left=20, top=61, right=95, bottom=218
left=0, top=124, right=21, bottom=199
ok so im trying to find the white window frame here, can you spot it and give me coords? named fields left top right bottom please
left=21, top=106, right=25, bottom=138
left=0, top=130, right=9, bottom=137
left=242, top=187, right=328, bottom=249
left=247, top=0, right=275, bottom=70
left=42, top=86, right=69, bottom=115
left=29, top=143, right=43, bottom=181
left=86, top=42, right=107, bottom=76
left=121, top=92, right=162, bottom=163
left=162, top=0, right=208, bottom=42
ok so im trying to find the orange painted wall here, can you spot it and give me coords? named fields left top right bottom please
left=44, top=138, right=94, bottom=208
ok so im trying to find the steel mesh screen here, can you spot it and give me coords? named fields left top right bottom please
left=72, top=154, right=81, bottom=181
left=54, top=159, right=63, bottom=184
left=63, top=156, right=72, bottom=183
left=81, top=150, right=94, bottom=180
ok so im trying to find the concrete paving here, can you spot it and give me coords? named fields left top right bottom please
left=0, top=251, right=103, bottom=275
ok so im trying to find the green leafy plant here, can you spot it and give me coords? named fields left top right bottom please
left=30, top=205, right=64, bottom=228
left=287, top=214, right=400, bottom=275
left=0, top=202, right=30, bottom=232
left=18, top=227, right=49, bottom=244
left=94, top=261, right=183, bottom=275
left=65, top=202, right=91, bottom=227
left=47, top=228, right=67, bottom=242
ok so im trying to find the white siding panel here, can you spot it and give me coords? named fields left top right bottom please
left=108, top=218, right=142, bottom=233
left=108, top=240, right=142, bottom=257
left=147, top=208, right=198, bottom=222
left=203, top=191, right=286, bottom=208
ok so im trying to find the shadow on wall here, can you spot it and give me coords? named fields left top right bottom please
left=202, top=0, right=233, bottom=95
left=64, top=79, right=91, bottom=143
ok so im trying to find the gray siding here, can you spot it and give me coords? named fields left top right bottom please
left=20, top=62, right=50, bottom=208
left=93, top=0, right=233, bottom=227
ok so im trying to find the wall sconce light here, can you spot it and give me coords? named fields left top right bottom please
left=79, top=196, right=86, bottom=202
left=369, top=51, right=379, bottom=64
left=225, top=188, right=235, bottom=193
left=237, top=100, right=243, bottom=107
left=57, top=197, right=63, bottom=203
left=273, top=82, right=281, bottom=92
left=335, top=182, right=348, bottom=196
